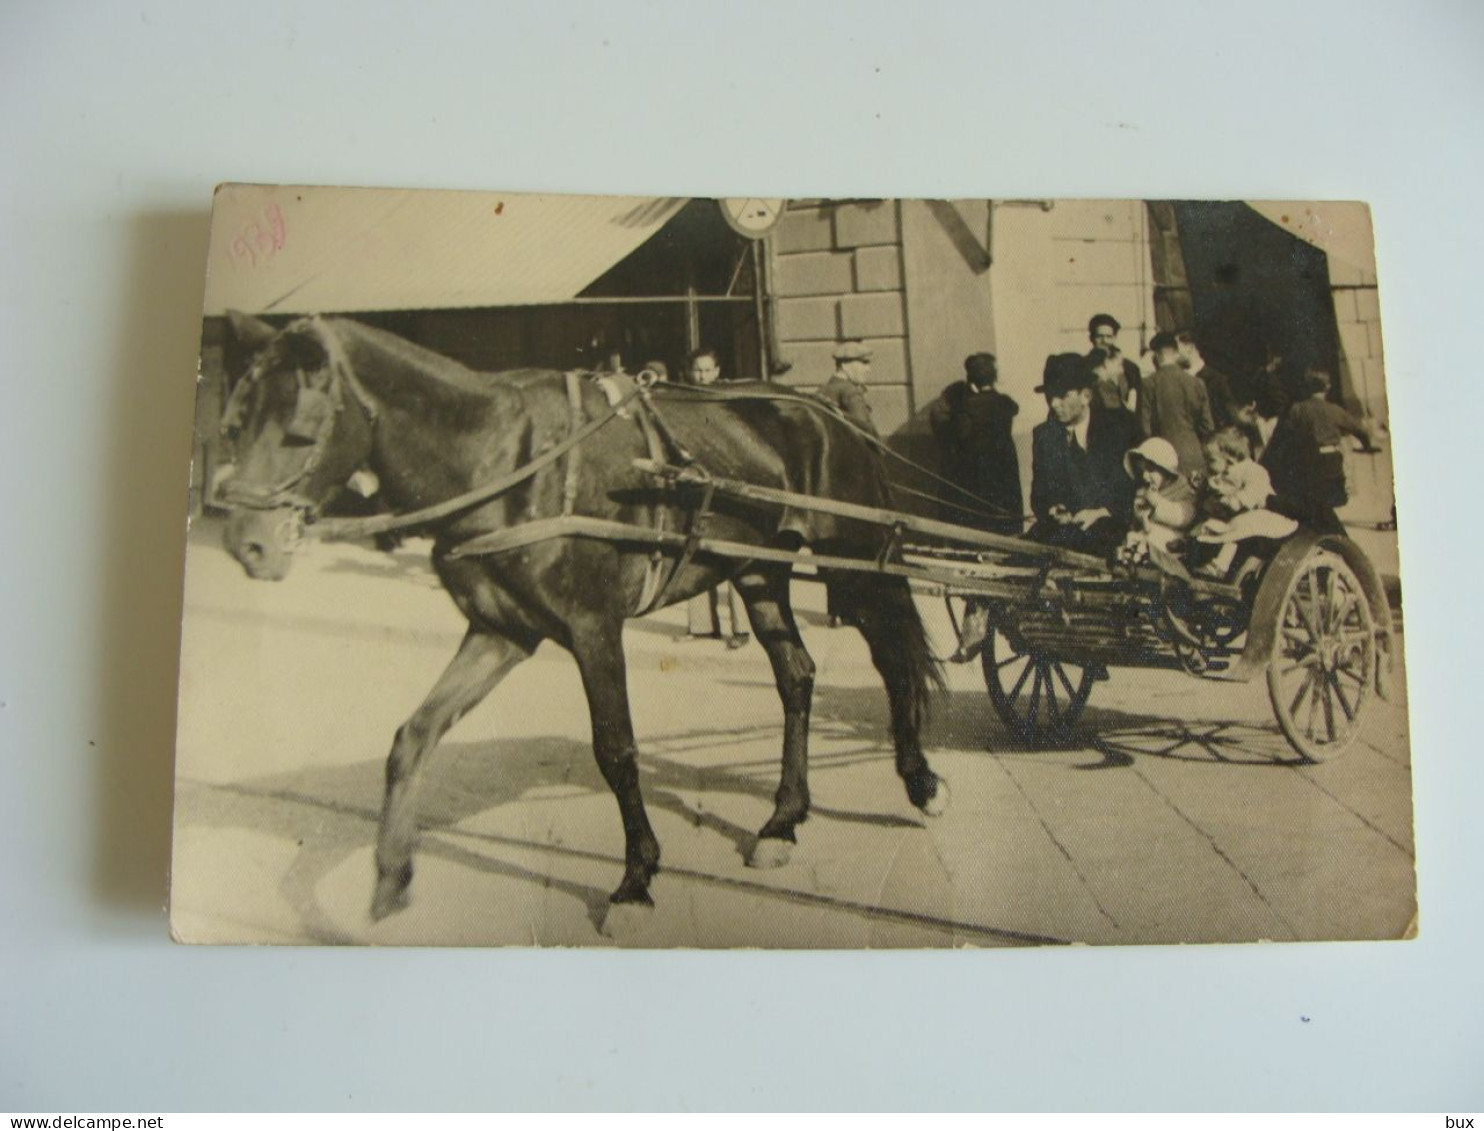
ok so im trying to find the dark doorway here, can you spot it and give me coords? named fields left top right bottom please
left=1160, top=201, right=1344, bottom=402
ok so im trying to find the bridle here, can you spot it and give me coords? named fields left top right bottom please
left=218, top=321, right=377, bottom=531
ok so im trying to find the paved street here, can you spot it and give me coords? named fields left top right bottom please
left=170, top=517, right=1416, bottom=949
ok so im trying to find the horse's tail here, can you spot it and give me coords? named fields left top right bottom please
left=824, top=570, right=945, bottom=739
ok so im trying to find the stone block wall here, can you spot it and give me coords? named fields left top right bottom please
left=772, top=200, right=912, bottom=435
left=1329, top=264, right=1391, bottom=526
left=1331, top=275, right=1386, bottom=421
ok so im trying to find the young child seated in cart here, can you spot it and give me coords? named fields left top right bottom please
left=1190, top=427, right=1299, bottom=579
left=1114, top=437, right=1199, bottom=572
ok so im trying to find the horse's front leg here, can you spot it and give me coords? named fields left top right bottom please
left=372, top=627, right=531, bottom=920
left=732, top=565, right=816, bottom=868
left=569, top=623, right=660, bottom=926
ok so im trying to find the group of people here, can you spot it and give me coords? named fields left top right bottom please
left=659, top=312, right=1381, bottom=646
left=930, top=313, right=1381, bottom=579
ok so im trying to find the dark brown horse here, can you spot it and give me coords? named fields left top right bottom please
left=218, top=314, right=948, bottom=933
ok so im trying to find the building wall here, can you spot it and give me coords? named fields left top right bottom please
left=898, top=199, right=998, bottom=412
left=1329, top=256, right=1392, bottom=525
left=1329, top=257, right=1386, bottom=421
left=770, top=200, right=912, bottom=435
left=988, top=200, right=1157, bottom=512
left=768, top=198, right=1158, bottom=519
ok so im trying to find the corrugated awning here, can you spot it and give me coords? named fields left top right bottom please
left=202, top=184, right=689, bottom=315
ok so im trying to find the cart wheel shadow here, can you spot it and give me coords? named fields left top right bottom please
left=1074, top=707, right=1310, bottom=769
left=817, top=677, right=1316, bottom=769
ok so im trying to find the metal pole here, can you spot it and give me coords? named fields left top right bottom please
left=750, top=239, right=770, bottom=379
left=684, top=261, right=700, bottom=353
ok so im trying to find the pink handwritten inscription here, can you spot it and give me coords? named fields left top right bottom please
left=229, top=203, right=287, bottom=269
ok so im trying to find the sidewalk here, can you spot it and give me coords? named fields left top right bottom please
left=170, top=518, right=1416, bottom=948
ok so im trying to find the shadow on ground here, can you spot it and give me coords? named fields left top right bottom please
left=178, top=717, right=924, bottom=941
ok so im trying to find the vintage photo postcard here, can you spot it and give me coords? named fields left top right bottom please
left=171, top=186, right=1413, bottom=947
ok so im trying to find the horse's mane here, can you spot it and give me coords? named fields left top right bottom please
left=295, top=317, right=527, bottom=422
left=332, top=319, right=502, bottom=390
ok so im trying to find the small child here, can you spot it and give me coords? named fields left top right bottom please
left=1115, top=437, right=1198, bottom=570
left=1193, top=427, right=1298, bottom=577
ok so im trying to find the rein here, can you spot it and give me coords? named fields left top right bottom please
left=308, top=375, right=647, bottom=541
left=654, top=383, right=1025, bottom=526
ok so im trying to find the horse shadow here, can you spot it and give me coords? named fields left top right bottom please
left=178, top=736, right=611, bottom=939
left=178, top=712, right=924, bottom=942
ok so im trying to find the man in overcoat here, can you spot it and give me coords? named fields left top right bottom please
left=1029, top=352, right=1139, bottom=554
left=927, top=352, right=1023, bottom=533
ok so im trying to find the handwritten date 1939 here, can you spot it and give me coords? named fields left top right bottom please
left=230, top=203, right=287, bottom=269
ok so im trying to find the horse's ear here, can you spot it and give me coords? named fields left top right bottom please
left=222, top=310, right=280, bottom=394
left=225, top=310, right=278, bottom=350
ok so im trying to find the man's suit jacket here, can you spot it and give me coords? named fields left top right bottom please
left=1138, top=363, right=1215, bottom=474
left=1030, top=405, right=1139, bottom=527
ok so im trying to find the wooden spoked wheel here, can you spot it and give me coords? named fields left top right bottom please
left=1266, top=551, right=1375, bottom=760
left=982, top=623, right=1096, bottom=747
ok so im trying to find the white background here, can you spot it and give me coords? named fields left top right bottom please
left=2, top=0, right=1481, bottom=1111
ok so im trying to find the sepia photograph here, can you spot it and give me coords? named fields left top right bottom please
left=12, top=0, right=1484, bottom=1113
left=169, top=186, right=1415, bottom=948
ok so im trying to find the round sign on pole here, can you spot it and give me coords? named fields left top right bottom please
left=719, top=198, right=786, bottom=238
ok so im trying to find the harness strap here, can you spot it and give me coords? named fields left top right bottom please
left=310, top=380, right=644, bottom=541
left=630, top=391, right=674, bottom=616
left=641, top=475, right=719, bottom=617
left=561, top=371, right=584, bottom=518
left=658, top=383, right=1020, bottom=523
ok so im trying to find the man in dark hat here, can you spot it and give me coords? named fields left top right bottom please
left=818, top=339, right=878, bottom=436
left=1029, top=352, right=1139, bottom=553
left=1138, top=331, right=1215, bottom=477
left=1086, top=313, right=1143, bottom=413
left=927, top=352, right=1023, bottom=533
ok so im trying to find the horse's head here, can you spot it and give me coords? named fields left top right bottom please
left=219, top=317, right=374, bottom=580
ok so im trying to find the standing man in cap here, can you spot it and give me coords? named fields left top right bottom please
left=1029, top=352, right=1139, bottom=553
left=1138, top=331, right=1215, bottom=478
left=818, top=339, right=878, bottom=436
left=1086, top=313, right=1143, bottom=413
left=927, top=352, right=1023, bottom=533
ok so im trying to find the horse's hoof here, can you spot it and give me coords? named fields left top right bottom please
left=370, top=877, right=410, bottom=922
left=599, top=899, right=654, bottom=939
left=919, top=777, right=951, bottom=818
left=747, top=836, right=793, bottom=869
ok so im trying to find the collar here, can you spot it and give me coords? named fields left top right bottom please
left=1067, top=413, right=1092, bottom=450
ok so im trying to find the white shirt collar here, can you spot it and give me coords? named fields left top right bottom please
left=1068, top=413, right=1091, bottom=450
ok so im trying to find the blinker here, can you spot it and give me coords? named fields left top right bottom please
left=285, top=386, right=334, bottom=443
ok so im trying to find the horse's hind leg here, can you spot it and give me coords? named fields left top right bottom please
left=569, top=625, right=661, bottom=918
left=372, top=627, right=531, bottom=920
left=732, top=564, right=816, bottom=868
left=826, top=572, right=949, bottom=816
